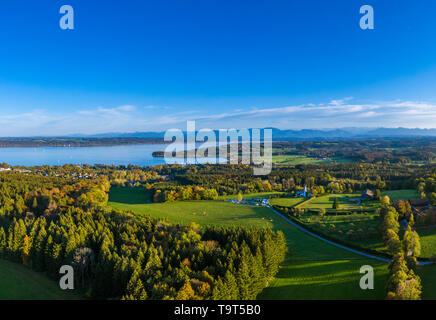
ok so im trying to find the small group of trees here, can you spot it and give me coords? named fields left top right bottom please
left=387, top=246, right=422, bottom=300
left=332, top=197, right=340, bottom=210
left=150, top=186, right=219, bottom=203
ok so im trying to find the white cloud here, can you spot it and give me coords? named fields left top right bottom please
left=2, top=98, right=436, bottom=136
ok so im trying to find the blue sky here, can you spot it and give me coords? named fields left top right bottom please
left=0, top=0, right=436, bottom=136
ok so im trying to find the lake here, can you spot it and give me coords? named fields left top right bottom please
left=0, top=144, right=225, bottom=167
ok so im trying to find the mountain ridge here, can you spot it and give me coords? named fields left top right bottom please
left=4, top=127, right=436, bottom=140
left=71, top=127, right=436, bottom=140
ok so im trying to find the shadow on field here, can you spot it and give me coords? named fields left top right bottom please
left=109, top=187, right=151, bottom=204
left=258, top=260, right=389, bottom=300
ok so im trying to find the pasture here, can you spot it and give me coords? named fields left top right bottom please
left=416, top=227, right=436, bottom=258
left=272, top=155, right=352, bottom=165
left=109, top=186, right=151, bottom=204
left=381, top=189, right=419, bottom=200
left=110, top=198, right=278, bottom=228
left=296, top=190, right=419, bottom=212
left=269, top=197, right=305, bottom=207
left=299, top=193, right=378, bottom=211
left=272, top=155, right=329, bottom=165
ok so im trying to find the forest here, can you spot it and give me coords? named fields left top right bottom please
left=0, top=172, right=286, bottom=300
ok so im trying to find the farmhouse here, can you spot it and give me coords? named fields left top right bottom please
left=395, top=198, right=431, bottom=225
left=409, top=198, right=431, bottom=217
left=361, top=189, right=374, bottom=201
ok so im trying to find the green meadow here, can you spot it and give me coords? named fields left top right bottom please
left=272, top=155, right=352, bottom=165
left=382, top=189, right=419, bottom=200
left=110, top=199, right=277, bottom=228
left=269, top=197, right=305, bottom=207
left=300, top=193, right=379, bottom=211
left=0, top=259, right=80, bottom=300
left=416, top=228, right=436, bottom=258
left=272, top=155, right=329, bottom=165
left=417, top=264, right=436, bottom=300
left=297, top=189, right=419, bottom=212
left=109, top=187, right=390, bottom=300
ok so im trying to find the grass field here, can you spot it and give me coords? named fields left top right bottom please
left=293, top=190, right=436, bottom=258
left=299, top=212, right=384, bottom=250
left=416, top=227, right=436, bottom=258
left=0, top=259, right=80, bottom=300
left=269, top=197, right=305, bottom=207
left=300, top=193, right=378, bottom=211
left=382, top=189, right=419, bottom=200
left=272, top=155, right=352, bottom=165
left=110, top=199, right=278, bottom=228
left=109, top=187, right=390, bottom=299
left=297, top=190, right=419, bottom=212
left=272, top=155, right=329, bottom=165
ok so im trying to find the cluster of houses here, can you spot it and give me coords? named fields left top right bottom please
left=0, top=166, right=102, bottom=180
left=0, top=167, right=31, bottom=174
left=358, top=188, right=431, bottom=227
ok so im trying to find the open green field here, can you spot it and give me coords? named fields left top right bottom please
left=417, top=227, right=436, bottom=258
left=296, top=190, right=419, bottom=212
left=300, top=193, right=379, bottom=211
left=298, top=212, right=384, bottom=251
left=272, top=155, right=329, bottom=165
left=109, top=187, right=391, bottom=299
left=382, top=189, right=419, bottom=200
left=110, top=199, right=277, bottom=228
left=0, top=259, right=80, bottom=300
left=272, top=155, right=352, bottom=165
left=218, top=192, right=288, bottom=200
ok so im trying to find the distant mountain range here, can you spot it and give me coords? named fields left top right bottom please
left=69, top=127, right=436, bottom=141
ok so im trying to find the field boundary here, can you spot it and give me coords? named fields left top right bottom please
left=293, top=197, right=315, bottom=209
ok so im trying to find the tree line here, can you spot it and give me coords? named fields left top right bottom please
left=379, top=203, right=422, bottom=300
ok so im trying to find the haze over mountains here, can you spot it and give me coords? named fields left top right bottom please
left=68, top=127, right=436, bottom=141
